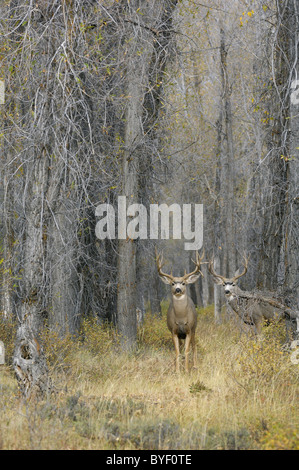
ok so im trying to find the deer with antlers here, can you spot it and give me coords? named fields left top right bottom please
left=208, top=255, right=299, bottom=334
left=156, top=250, right=204, bottom=372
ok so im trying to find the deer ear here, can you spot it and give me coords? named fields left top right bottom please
left=159, top=275, right=172, bottom=285
left=213, top=277, right=223, bottom=285
left=185, top=273, right=201, bottom=284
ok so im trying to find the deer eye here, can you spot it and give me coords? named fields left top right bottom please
left=172, top=282, right=175, bottom=286
left=182, top=282, right=185, bottom=286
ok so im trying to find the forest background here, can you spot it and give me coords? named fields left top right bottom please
left=0, top=0, right=299, bottom=450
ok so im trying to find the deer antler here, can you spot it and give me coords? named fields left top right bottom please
left=155, top=248, right=175, bottom=282
left=231, top=254, right=250, bottom=282
left=208, top=257, right=228, bottom=282
left=208, top=254, right=250, bottom=283
left=182, top=250, right=205, bottom=282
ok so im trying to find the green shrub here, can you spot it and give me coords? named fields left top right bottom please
left=39, top=324, right=79, bottom=370
left=260, top=422, right=299, bottom=450
left=236, top=320, right=288, bottom=385
left=79, top=317, right=120, bottom=355
left=137, top=307, right=173, bottom=350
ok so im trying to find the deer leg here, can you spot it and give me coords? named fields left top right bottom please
left=191, top=332, right=197, bottom=368
left=184, top=333, right=192, bottom=373
left=254, top=318, right=262, bottom=335
left=172, top=333, right=180, bottom=373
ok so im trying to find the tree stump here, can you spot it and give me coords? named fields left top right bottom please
left=13, top=317, right=52, bottom=400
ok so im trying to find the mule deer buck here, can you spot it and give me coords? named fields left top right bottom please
left=156, top=250, right=204, bottom=372
left=208, top=256, right=299, bottom=335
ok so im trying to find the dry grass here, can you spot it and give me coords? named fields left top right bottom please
left=0, top=306, right=299, bottom=450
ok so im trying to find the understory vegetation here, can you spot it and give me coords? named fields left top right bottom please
left=0, top=305, right=298, bottom=450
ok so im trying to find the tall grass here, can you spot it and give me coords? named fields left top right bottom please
left=0, top=306, right=298, bottom=450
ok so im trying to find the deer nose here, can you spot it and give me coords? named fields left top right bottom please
left=175, top=287, right=181, bottom=293
left=225, top=289, right=230, bottom=294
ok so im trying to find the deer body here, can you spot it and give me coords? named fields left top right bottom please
left=224, top=285, right=286, bottom=334
left=156, top=251, right=204, bottom=372
left=208, top=257, right=299, bottom=334
left=166, top=291, right=197, bottom=372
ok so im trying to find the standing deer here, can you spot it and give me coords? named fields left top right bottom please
left=208, top=256, right=299, bottom=334
left=156, top=250, right=204, bottom=372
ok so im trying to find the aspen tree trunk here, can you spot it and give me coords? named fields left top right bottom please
left=211, top=26, right=236, bottom=322
left=14, top=314, right=52, bottom=400
left=13, top=149, right=53, bottom=399
left=117, top=1, right=153, bottom=349
left=219, top=28, right=237, bottom=277
left=253, top=0, right=291, bottom=293
left=213, top=114, right=223, bottom=323
left=282, top=0, right=299, bottom=309
left=1, top=141, right=14, bottom=318
left=49, top=200, right=79, bottom=334
left=116, top=0, right=178, bottom=346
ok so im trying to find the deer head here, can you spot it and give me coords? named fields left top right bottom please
left=156, top=249, right=204, bottom=297
left=208, top=255, right=249, bottom=298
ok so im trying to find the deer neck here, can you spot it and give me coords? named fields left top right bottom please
left=226, top=288, right=242, bottom=312
left=227, top=295, right=238, bottom=310
left=172, top=293, right=189, bottom=316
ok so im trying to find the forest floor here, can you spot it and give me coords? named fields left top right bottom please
left=0, top=304, right=299, bottom=450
